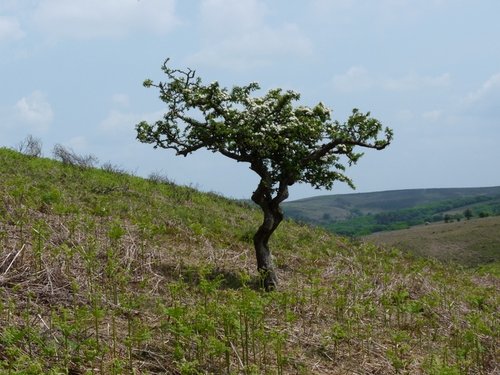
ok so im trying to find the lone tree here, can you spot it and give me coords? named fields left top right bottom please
left=136, top=59, right=393, bottom=290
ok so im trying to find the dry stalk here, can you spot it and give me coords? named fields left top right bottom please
left=1, top=244, right=25, bottom=275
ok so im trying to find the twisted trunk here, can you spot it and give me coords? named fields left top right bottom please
left=253, top=203, right=282, bottom=291
left=251, top=178, right=290, bottom=291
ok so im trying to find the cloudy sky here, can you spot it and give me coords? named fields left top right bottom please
left=1, top=0, right=499, bottom=200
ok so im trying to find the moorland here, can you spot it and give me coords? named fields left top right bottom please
left=0, top=146, right=498, bottom=374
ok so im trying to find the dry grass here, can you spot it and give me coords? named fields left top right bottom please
left=364, top=217, right=500, bottom=267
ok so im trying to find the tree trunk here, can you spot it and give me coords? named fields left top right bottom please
left=253, top=204, right=283, bottom=291
left=250, top=176, right=290, bottom=291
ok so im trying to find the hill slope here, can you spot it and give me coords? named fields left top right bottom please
left=283, top=187, right=500, bottom=236
left=364, top=216, right=500, bottom=267
left=0, top=147, right=498, bottom=374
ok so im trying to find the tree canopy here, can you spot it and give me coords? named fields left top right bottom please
left=137, top=59, right=393, bottom=289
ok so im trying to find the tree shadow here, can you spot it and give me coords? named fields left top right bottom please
left=154, top=262, right=262, bottom=291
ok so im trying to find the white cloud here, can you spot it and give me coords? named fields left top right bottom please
left=462, top=73, right=500, bottom=118
left=111, top=94, right=130, bottom=107
left=0, top=16, right=24, bottom=42
left=67, top=136, right=88, bottom=151
left=383, top=72, right=450, bottom=91
left=465, top=73, right=500, bottom=104
left=100, top=110, right=135, bottom=132
left=190, top=24, right=312, bottom=69
left=333, top=66, right=450, bottom=93
left=189, top=0, right=312, bottom=69
left=15, top=91, right=53, bottom=131
left=312, top=0, right=356, bottom=15
left=421, top=109, right=442, bottom=122
left=311, top=0, right=448, bottom=24
left=33, top=0, right=179, bottom=39
left=100, top=109, right=164, bottom=132
left=332, top=66, right=373, bottom=92
left=199, top=0, right=266, bottom=37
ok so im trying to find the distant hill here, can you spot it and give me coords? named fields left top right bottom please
left=283, top=187, right=500, bottom=236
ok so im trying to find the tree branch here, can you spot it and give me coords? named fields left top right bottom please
left=272, top=180, right=290, bottom=205
left=218, top=149, right=252, bottom=163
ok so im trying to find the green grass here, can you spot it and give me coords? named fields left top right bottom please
left=0, top=147, right=498, bottom=374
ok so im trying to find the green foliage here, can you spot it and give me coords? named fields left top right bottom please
left=137, top=58, right=392, bottom=194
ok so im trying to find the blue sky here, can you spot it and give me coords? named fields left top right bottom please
left=1, top=0, right=499, bottom=200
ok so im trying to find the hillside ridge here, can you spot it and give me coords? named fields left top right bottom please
left=290, top=186, right=500, bottom=203
left=284, top=186, right=500, bottom=236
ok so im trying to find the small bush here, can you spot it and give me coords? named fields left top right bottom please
left=101, top=162, right=128, bottom=175
left=17, top=135, right=43, bottom=157
left=52, top=144, right=98, bottom=169
left=148, top=171, right=173, bottom=185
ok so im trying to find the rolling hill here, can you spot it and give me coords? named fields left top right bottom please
left=364, top=216, right=500, bottom=268
left=283, top=187, right=500, bottom=236
left=0, top=147, right=498, bottom=374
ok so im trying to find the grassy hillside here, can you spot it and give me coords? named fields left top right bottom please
left=284, top=188, right=500, bottom=220
left=283, top=188, right=500, bottom=237
left=364, top=217, right=500, bottom=268
left=0, top=147, right=498, bottom=374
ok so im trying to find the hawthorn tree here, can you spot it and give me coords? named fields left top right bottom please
left=136, top=59, right=393, bottom=290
